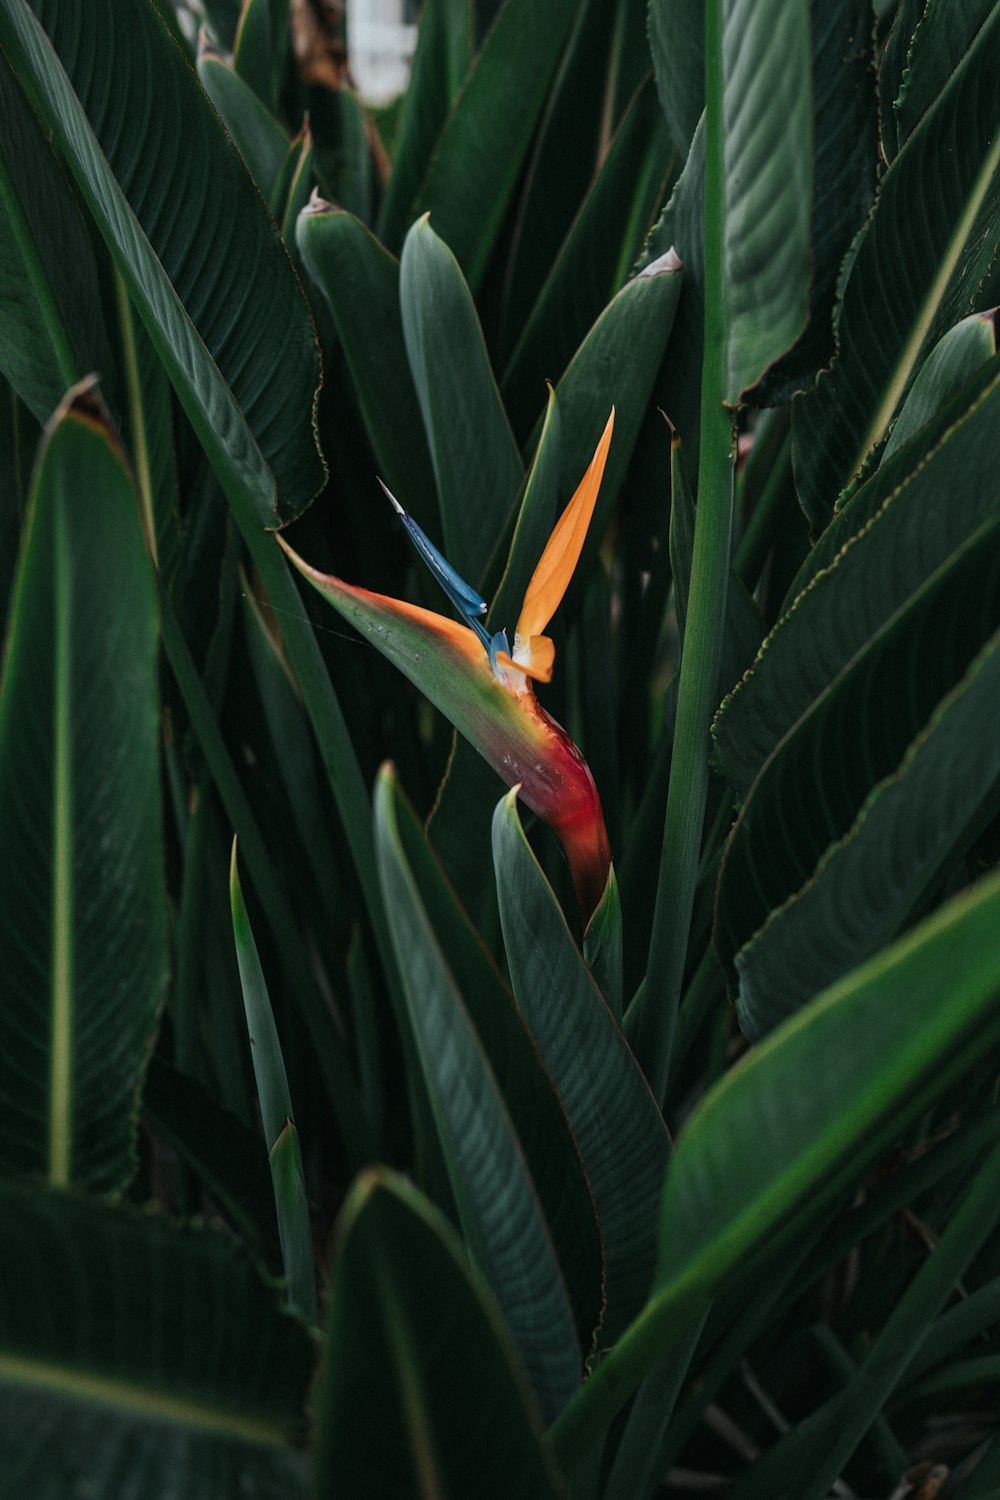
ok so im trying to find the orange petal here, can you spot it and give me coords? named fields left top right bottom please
left=514, top=409, right=614, bottom=647
left=495, top=634, right=555, bottom=684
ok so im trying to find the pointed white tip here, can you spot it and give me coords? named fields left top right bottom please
left=377, top=477, right=405, bottom=515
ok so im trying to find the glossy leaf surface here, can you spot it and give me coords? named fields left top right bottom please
left=0, top=386, right=165, bottom=1189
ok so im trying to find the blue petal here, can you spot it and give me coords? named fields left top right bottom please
left=380, top=479, right=488, bottom=625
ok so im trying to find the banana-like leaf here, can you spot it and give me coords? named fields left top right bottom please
left=310, top=1169, right=563, bottom=1498
left=890, top=0, right=996, bottom=154
left=400, top=215, right=524, bottom=588
left=715, top=517, right=1000, bottom=995
left=376, top=0, right=474, bottom=252
left=387, top=768, right=604, bottom=1351
left=502, top=77, right=672, bottom=438
left=713, top=369, right=1000, bottom=794
left=233, top=0, right=289, bottom=112
left=881, top=308, right=997, bottom=462
left=0, top=50, right=115, bottom=423
left=712, top=0, right=812, bottom=402
left=0, top=384, right=165, bottom=1189
left=793, top=7, right=1000, bottom=525
left=551, top=870, right=1000, bottom=1469
left=498, top=0, right=628, bottom=352
left=492, top=792, right=671, bottom=1341
left=747, top=0, right=876, bottom=404
left=0, top=1181, right=313, bottom=1497
left=648, top=0, right=705, bottom=156
left=296, top=202, right=437, bottom=523
left=727, top=623, right=1000, bottom=1039
left=407, top=0, right=579, bottom=291
left=374, top=770, right=581, bottom=1420
left=0, top=0, right=325, bottom=525
left=197, top=42, right=290, bottom=204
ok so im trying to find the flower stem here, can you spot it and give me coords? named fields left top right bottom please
left=629, top=0, right=735, bottom=1106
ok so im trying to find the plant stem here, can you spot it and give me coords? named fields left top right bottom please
left=630, top=0, right=735, bottom=1106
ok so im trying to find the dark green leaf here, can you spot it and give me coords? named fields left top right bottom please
left=649, top=0, right=705, bottom=156
left=0, top=0, right=325, bottom=524
left=0, top=50, right=115, bottom=422
left=197, top=42, right=290, bottom=203
left=310, top=1170, right=563, bottom=1498
left=714, top=369, right=1000, bottom=794
left=375, top=769, right=581, bottom=1419
left=408, top=0, right=579, bottom=291
left=233, top=0, right=289, bottom=112
left=0, top=1181, right=313, bottom=1497
left=492, top=792, right=671, bottom=1340
left=881, top=307, right=996, bottom=462
left=400, top=215, right=523, bottom=587
left=296, top=201, right=437, bottom=521
left=0, top=385, right=166, bottom=1190
left=376, top=0, right=474, bottom=252
left=502, top=77, right=672, bottom=439
left=716, top=0, right=813, bottom=402
left=892, top=0, right=996, bottom=151
left=792, top=8, right=1000, bottom=526
left=728, top=624, right=1000, bottom=1039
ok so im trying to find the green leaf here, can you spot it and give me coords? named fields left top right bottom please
left=747, top=0, right=877, bottom=404
left=296, top=202, right=437, bottom=521
left=376, top=0, right=474, bottom=253
left=713, top=369, right=1000, bottom=794
left=0, top=385, right=165, bottom=1190
left=233, top=0, right=289, bottom=112
left=387, top=769, right=604, bottom=1352
left=648, top=0, right=705, bottom=156
left=230, top=842, right=317, bottom=1323
left=728, top=623, right=1000, bottom=1039
left=583, top=865, right=624, bottom=1021
left=0, top=50, right=115, bottom=422
left=488, top=381, right=560, bottom=636
left=715, top=0, right=813, bottom=402
left=492, top=792, right=671, bottom=1340
left=540, top=248, right=683, bottom=567
left=310, top=1169, right=563, bottom=1498
left=892, top=0, right=997, bottom=152
left=497, top=0, right=632, bottom=353
left=0, top=0, right=325, bottom=525
left=881, top=308, right=997, bottom=462
left=375, top=770, right=581, bottom=1420
left=501, top=77, right=673, bottom=439
left=197, top=42, right=291, bottom=204
left=408, top=0, right=579, bottom=290
left=400, top=215, right=524, bottom=587
left=0, top=1181, right=313, bottom=1497
left=551, top=870, right=1000, bottom=1470
left=792, top=7, right=1000, bottom=525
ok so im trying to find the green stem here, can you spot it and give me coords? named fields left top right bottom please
left=630, top=0, right=735, bottom=1105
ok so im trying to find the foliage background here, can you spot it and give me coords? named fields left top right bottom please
left=1, top=0, right=1000, bottom=1495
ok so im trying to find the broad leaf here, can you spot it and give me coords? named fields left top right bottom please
left=407, top=0, right=579, bottom=291
left=0, top=385, right=165, bottom=1189
left=714, top=0, right=812, bottom=402
left=881, top=308, right=996, bottom=462
left=492, top=792, right=671, bottom=1340
left=713, top=369, right=1000, bottom=793
left=551, top=871, right=1000, bottom=1468
left=386, top=768, right=604, bottom=1352
left=296, top=202, right=437, bottom=524
left=311, top=1170, right=563, bottom=1498
left=892, top=0, right=996, bottom=153
left=197, top=42, right=290, bottom=204
left=375, top=770, right=581, bottom=1420
left=502, top=77, right=672, bottom=439
left=0, top=50, right=115, bottom=423
left=792, top=7, right=1000, bottom=525
left=400, top=215, right=524, bottom=587
left=0, top=0, right=325, bottom=524
left=233, top=0, right=289, bottom=112
left=729, top=624, right=1000, bottom=1039
left=0, top=1182, right=313, bottom=1497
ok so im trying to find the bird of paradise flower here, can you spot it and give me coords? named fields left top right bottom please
left=279, top=411, right=615, bottom=924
